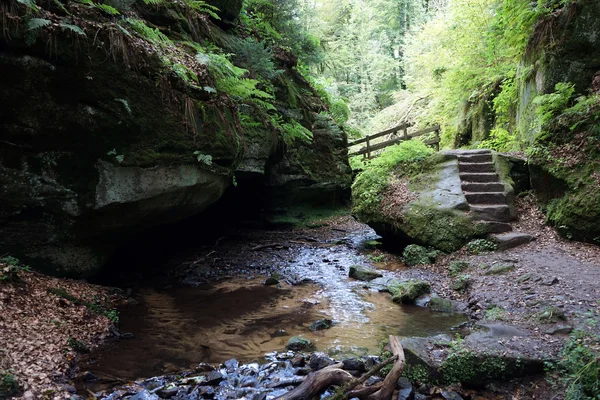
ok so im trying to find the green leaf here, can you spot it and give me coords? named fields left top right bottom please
left=26, top=18, right=51, bottom=31
left=59, top=22, right=86, bottom=36
left=96, top=4, right=120, bottom=15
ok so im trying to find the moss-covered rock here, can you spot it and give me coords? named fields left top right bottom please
left=352, top=147, right=511, bottom=252
left=428, top=297, right=455, bottom=312
left=348, top=265, right=383, bottom=282
left=388, top=280, right=431, bottom=304
left=286, top=336, right=314, bottom=351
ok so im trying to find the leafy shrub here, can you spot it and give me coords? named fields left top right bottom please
left=351, top=141, right=434, bottom=220
left=403, top=244, right=438, bottom=266
left=0, top=256, right=30, bottom=283
left=561, top=330, right=600, bottom=399
left=229, top=37, right=281, bottom=80
left=448, top=261, right=469, bottom=276
left=68, top=337, right=90, bottom=353
left=465, top=239, right=498, bottom=254
left=0, top=371, right=20, bottom=398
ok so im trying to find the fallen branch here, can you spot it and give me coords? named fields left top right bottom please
left=276, top=337, right=405, bottom=400
left=251, top=243, right=288, bottom=251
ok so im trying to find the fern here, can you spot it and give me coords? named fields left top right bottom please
left=184, top=0, right=220, bottom=20
left=96, top=4, right=120, bottom=15
left=271, top=117, right=313, bottom=145
left=16, top=0, right=39, bottom=12
left=193, top=151, right=212, bottom=165
left=59, top=22, right=86, bottom=36
left=142, top=0, right=165, bottom=4
left=26, top=18, right=51, bottom=31
left=172, top=63, right=199, bottom=85
left=126, top=18, right=172, bottom=46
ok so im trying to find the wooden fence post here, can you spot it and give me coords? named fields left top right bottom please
left=403, top=124, right=408, bottom=141
left=435, top=128, right=440, bottom=151
left=366, top=137, right=371, bottom=159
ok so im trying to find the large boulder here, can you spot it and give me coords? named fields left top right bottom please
left=0, top=1, right=351, bottom=276
left=352, top=146, right=488, bottom=252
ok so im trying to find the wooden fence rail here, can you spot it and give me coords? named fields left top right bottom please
left=348, top=124, right=441, bottom=159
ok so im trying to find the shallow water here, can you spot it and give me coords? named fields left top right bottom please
left=80, top=227, right=466, bottom=389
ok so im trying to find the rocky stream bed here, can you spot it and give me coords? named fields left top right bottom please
left=68, top=204, right=600, bottom=400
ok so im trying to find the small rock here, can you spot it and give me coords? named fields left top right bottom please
left=541, top=277, right=559, bottom=286
left=365, top=376, right=384, bottom=386
left=196, top=363, right=214, bottom=372
left=491, top=232, right=535, bottom=250
left=485, top=264, right=514, bottom=275
left=286, top=336, right=314, bottom=351
left=78, top=371, right=98, bottom=382
left=295, top=367, right=312, bottom=376
left=309, top=353, right=335, bottom=370
left=264, top=277, right=280, bottom=285
left=197, top=386, right=215, bottom=397
left=120, top=332, right=135, bottom=339
left=545, top=325, right=573, bottom=335
left=156, top=387, right=179, bottom=398
left=349, top=265, right=383, bottom=281
left=428, top=297, right=455, bottom=312
left=223, top=358, right=239, bottom=372
left=414, top=394, right=428, bottom=400
left=388, top=280, right=431, bottom=304
left=271, top=329, right=288, bottom=338
left=290, top=354, right=305, bottom=367
left=396, top=377, right=413, bottom=400
left=205, top=370, right=224, bottom=385
left=342, top=358, right=365, bottom=372
left=516, top=273, right=532, bottom=283
left=309, top=319, right=333, bottom=331
left=441, top=391, right=464, bottom=400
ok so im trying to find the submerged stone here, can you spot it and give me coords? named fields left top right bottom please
left=388, top=280, right=431, bottom=304
left=286, top=336, right=314, bottom=351
left=309, top=319, right=333, bottom=331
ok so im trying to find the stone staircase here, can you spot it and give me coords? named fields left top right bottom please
left=457, top=150, right=514, bottom=234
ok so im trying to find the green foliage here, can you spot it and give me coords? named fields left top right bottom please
left=193, top=151, right=213, bottom=165
left=126, top=17, right=171, bottom=46
left=485, top=305, right=506, bottom=321
left=0, top=371, right=20, bottom=399
left=533, top=82, right=576, bottom=126
left=448, top=261, right=469, bottom=277
left=351, top=140, right=434, bottom=220
left=536, top=306, right=567, bottom=323
left=278, top=119, right=313, bottom=145
left=47, top=288, right=119, bottom=324
left=0, top=256, right=30, bottom=283
left=229, top=37, right=281, bottom=80
left=440, top=346, right=508, bottom=384
left=67, top=337, right=90, bottom=353
left=402, top=244, right=438, bottom=266
left=451, top=274, right=471, bottom=292
left=561, top=330, right=600, bottom=399
left=59, top=22, right=86, bottom=36
left=465, top=239, right=498, bottom=254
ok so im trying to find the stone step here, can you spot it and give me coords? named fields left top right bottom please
left=459, top=172, right=500, bottom=183
left=470, top=204, right=514, bottom=222
left=455, top=149, right=491, bottom=155
left=458, top=153, right=493, bottom=163
left=458, top=162, right=495, bottom=173
left=477, top=221, right=513, bottom=234
left=491, top=232, right=535, bottom=250
left=462, top=182, right=505, bottom=192
left=464, top=192, right=507, bottom=204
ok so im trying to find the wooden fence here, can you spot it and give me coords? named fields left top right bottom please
left=347, top=123, right=441, bottom=159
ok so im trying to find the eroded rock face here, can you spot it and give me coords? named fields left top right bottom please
left=0, top=1, right=351, bottom=276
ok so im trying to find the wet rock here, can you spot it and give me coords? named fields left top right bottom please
left=197, top=386, right=216, bottom=397
left=120, top=332, right=135, bottom=339
left=264, top=277, right=280, bottom=286
left=223, top=358, right=239, bottom=372
left=240, top=377, right=259, bottom=388
left=271, top=329, right=288, bottom=338
left=414, top=394, right=428, bottom=400
left=78, top=371, right=98, bottom=382
left=267, top=376, right=305, bottom=388
left=349, top=265, right=383, bottom=281
left=428, top=297, right=456, bottom=312
left=290, top=354, right=306, bottom=367
left=342, top=357, right=365, bottom=372
left=441, top=391, right=463, bottom=400
left=309, top=353, right=335, bottom=370
left=196, top=363, right=214, bottom=372
left=365, top=376, right=384, bottom=386
left=388, top=280, right=431, bottom=304
left=205, top=370, right=224, bottom=385
left=363, top=356, right=380, bottom=370
left=156, top=387, right=178, bottom=398
left=295, top=367, right=312, bottom=376
left=485, top=264, right=514, bottom=275
left=129, top=391, right=160, bottom=400
left=396, top=377, right=414, bottom=400
left=544, top=325, right=573, bottom=335
left=286, top=336, right=314, bottom=351
left=309, top=319, right=333, bottom=331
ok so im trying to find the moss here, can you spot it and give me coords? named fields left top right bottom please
left=440, top=349, right=510, bottom=385
left=402, top=245, right=438, bottom=266
left=388, top=280, right=431, bottom=304
left=448, top=261, right=469, bottom=276
left=401, top=204, right=481, bottom=253
left=0, top=371, right=20, bottom=399
left=400, top=363, right=430, bottom=384
left=536, top=306, right=567, bottom=323
left=428, top=297, right=454, bottom=312
left=451, top=274, right=471, bottom=292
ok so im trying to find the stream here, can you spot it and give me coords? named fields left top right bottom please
left=79, top=218, right=467, bottom=394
